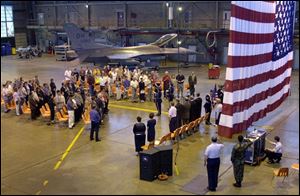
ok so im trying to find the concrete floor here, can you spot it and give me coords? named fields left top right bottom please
left=1, top=54, right=299, bottom=195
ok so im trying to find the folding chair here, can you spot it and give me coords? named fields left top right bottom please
left=272, top=167, right=289, bottom=183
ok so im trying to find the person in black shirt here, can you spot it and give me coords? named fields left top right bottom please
left=195, top=93, right=203, bottom=118
left=147, top=113, right=156, bottom=146
left=175, top=98, right=184, bottom=128
left=133, top=116, right=146, bottom=155
left=50, top=78, right=56, bottom=97
left=139, top=78, right=146, bottom=102
left=176, top=70, right=185, bottom=98
left=188, top=72, right=197, bottom=97
left=154, top=83, right=162, bottom=116
left=48, top=93, right=55, bottom=124
left=204, top=94, right=212, bottom=125
left=217, top=88, right=224, bottom=104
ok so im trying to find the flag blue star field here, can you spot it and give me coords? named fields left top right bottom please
left=218, top=1, right=295, bottom=138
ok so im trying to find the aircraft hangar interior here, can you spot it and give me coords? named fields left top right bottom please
left=1, top=1, right=299, bottom=195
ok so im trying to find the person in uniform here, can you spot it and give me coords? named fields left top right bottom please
left=154, top=83, right=162, bottom=116
left=204, top=136, right=224, bottom=192
left=176, top=70, right=185, bottom=98
left=146, top=113, right=156, bottom=146
left=231, top=135, right=253, bottom=187
left=133, top=116, right=146, bottom=155
left=188, top=72, right=197, bottom=97
left=168, top=102, right=177, bottom=133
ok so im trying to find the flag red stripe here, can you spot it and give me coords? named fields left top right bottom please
left=225, top=60, right=292, bottom=92
left=229, top=30, right=274, bottom=44
left=231, top=4, right=275, bottom=23
left=218, top=91, right=290, bottom=138
left=227, top=53, right=272, bottom=68
left=222, top=76, right=291, bottom=116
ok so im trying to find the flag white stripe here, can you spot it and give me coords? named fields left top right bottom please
left=230, top=17, right=275, bottom=34
left=232, top=1, right=276, bottom=14
left=228, top=42, right=274, bottom=56
left=223, top=67, right=292, bottom=104
left=220, top=83, right=290, bottom=126
left=225, top=51, right=293, bottom=81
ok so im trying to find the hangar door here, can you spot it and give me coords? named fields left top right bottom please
left=188, top=45, right=196, bottom=62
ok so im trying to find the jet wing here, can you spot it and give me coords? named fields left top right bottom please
left=107, top=46, right=198, bottom=60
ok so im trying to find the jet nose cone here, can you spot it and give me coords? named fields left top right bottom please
left=179, top=47, right=199, bottom=54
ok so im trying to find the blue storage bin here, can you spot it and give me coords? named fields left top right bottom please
left=5, top=43, right=11, bottom=55
left=1, top=45, right=6, bottom=56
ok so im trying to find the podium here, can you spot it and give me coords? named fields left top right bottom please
left=244, top=129, right=266, bottom=165
left=139, top=145, right=173, bottom=181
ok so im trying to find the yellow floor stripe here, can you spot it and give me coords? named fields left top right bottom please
left=53, top=126, right=85, bottom=171
left=35, top=190, right=41, bottom=195
left=43, top=180, right=48, bottom=186
left=109, top=103, right=168, bottom=115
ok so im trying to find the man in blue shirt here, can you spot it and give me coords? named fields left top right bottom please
left=90, top=105, right=101, bottom=142
left=123, top=77, right=130, bottom=99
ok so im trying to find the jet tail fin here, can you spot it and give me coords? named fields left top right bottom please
left=64, top=23, right=104, bottom=50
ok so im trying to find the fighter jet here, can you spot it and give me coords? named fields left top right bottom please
left=63, top=23, right=198, bottom=64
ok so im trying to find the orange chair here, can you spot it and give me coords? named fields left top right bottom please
left=127, top=87, right=132, bottom=98
left=111, top=84, right=117, bottom=97
left=179, top=124, right=188, bottom=138
left=272, top=167, right=289, bottom=183
left=82, top=111, right=91, bottom=124
left=7, top=100, right=16, bottom=110
left=60, top=109, right=68, bottom=118
left=185, top=83, right=189, bottom=90
left=186, top=121, right=195, bottom=134
left=40, top=107, right=50, bottom=118
left=290, top=163, right=299, bottom=176
left=22, top=102, right=31, bottom=114
left=44, top=103, right=50, bottom=111
left=62, top=105, right=68, bottom=115
left=56, top=112, right=68, bottom=122
left=171, top=127, right=181, bottom=140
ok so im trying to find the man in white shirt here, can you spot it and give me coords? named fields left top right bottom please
left=213, top=98, right=222, bottom=126
left=265, top=136, right=283, bottom=163
left=130, top=78, right=139, bottom=102
left=2, top=83, right=12, bottom=113
left=168, top=102, right=177, bottom=133
left=204, top=136, right=224, bottom=192
left=64, top=67, right=72, bottom=81
left=111, top=69, right=118, bottom=83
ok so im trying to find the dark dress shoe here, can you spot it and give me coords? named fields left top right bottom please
left=90, top=138, right=94, bottom=141
left=95, top=139, right=101, bottom=142
left=233, top=183, right=241, bottom=187
left=207, top=187, right=216, bottom=191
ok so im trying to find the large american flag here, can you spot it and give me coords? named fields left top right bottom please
left=218, top=1, right=295, bottom=138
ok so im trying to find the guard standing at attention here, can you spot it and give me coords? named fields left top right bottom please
left=231, top=135, right=252, bottom=187
left=204, top=136, right=224, bottom=192
left=154, top=83, right=162, bottom=116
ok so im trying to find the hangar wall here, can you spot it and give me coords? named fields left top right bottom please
left=1, top=1, right=299, bottom=68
